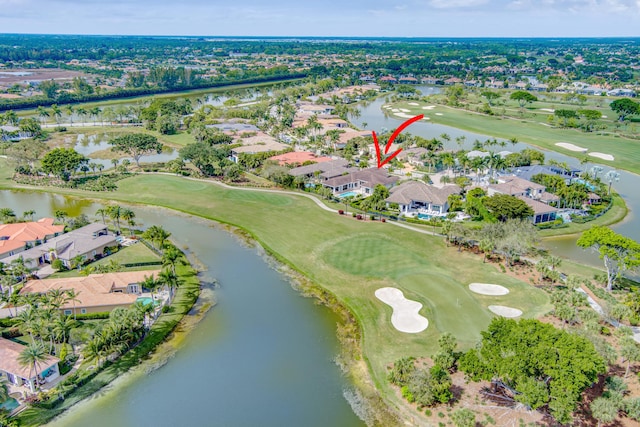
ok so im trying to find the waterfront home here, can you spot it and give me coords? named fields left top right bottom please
left=0, top=337, right=60, bottom=393
left=385, top=181, right=461, bottom=216
left=2, top=223, right=116, bottom=270
left=517, top=196, right=558, bottom=224
left=0, top=218, right=64, bottom=260
left=289, top=159, right=357, bottom=181
left=488, top=176, right=545, bottom=200
left=322, top=168, right=398, bottom=196
left=510, top=165, right=581, bottom=185
left=20, top=270, right=159, bottom=315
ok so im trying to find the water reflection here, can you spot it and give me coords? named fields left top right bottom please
left=0, top=191, right=363, bottom=427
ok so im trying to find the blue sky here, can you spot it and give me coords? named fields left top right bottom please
left=0, top=0, right=639, bottom=37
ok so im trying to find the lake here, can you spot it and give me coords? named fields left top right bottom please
left=0, top=191, right=364, bottom=427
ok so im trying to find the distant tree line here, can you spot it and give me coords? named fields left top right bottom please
left=0, top=73, right=307, bottom=112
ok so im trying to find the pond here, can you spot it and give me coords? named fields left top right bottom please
left=0, top=191, right=364, bottom=427
left=73, top=133, right=178, bottom=169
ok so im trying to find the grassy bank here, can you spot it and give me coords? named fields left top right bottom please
left=538, top=192, right=628, bottom=237
left=0, top=170, right=552, bottom=423
left=14, top=254, right=201, bottom=427
left=389, top=100, right=640, bottom=175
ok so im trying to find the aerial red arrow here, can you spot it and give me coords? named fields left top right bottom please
left=373, top=114, right=424, bottom=168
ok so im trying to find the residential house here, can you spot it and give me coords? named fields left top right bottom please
left=0, top=218, right=64, bottom=260
left=385, top=181, right=461, bottom=216
left=510, top=165, right=581, bottom=185
left=206, top=122, right=260, bottom=133
left=20, top=270, right=159, bottom=315
left=444, top=77, right=462, bottom=85
left=1, top=125, right=32, bottom=141
left=379, top=76, right=397, bottom=84
left=322, top=168, right=398, bottom=196
left=268, top=151, right=332, bottom=166
left=0, top=337, right=60, bottom=393
left=398, top=76, right=418, bottom=84
left=289, top=159, right=356, bottom=181
left=421, top=76, right=442, bottom=85
left=2, top=223, right=117, bottom=270
left=607, top=88, right=637, bottom=97
left=517, top=196, right=558, bottom=224
left=488, top=176, right=545, bottom=199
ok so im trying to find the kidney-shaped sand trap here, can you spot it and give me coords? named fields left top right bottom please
left=375, top=287, right=429, bottom=333
left=488, top=305, right=523, bottom=318
left=469, top=283, right=510, bottom=295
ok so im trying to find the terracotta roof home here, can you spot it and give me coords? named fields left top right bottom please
left=0, top=337, right=60, bottom=392
left=268, top=152, right=332, bottom=166
left=289, top=159, right=352, bottom=179
left=20, top=270, right=159, bottom=314
left=386, top=181, right=460, bottom=215
left=0, top=218, right=65, bottom=259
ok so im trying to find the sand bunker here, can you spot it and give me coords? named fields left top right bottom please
left=394, top=112, right=415, bottom=119
left=408, top=102, right=419, bottom=106
left=469, top=283, right=509, bottom=296
left=589, top=152, right=614, bottom=161
left=399, top=108, right=410, bottom=112
left=435, top=113, right=443, bottom=116
left=375, top=287, right=429, bottom=333
left=422, top=105, right=436, bottom=110
left=488, top=305, right=523, bottom=318
left=540, top=108, right=555, bottom=113
left=555, top=142, right=587, bottom=152
left=391, top=108, right=400, bottom=113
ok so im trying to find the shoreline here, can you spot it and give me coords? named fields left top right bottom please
left=0, top=171, right=617, bottom=426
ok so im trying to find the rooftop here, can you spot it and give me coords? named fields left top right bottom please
left=20, top=270, right=159, bottom=310
left=0, top=337, right=60, bottom=379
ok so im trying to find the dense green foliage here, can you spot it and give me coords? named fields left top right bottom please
left=459, top=318, right=606, bottom=423
left=40, top=148, right=87, bottom=181
left=482, top=194, right=534, bottom=221
left=110, top=133, right=163, bottom=166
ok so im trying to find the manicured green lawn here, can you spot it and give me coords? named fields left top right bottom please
left=1, top=172, right=551, bottom=410
left=391, top=100, right=640, bottom=175
left=94, top=241, right=159, bottom=265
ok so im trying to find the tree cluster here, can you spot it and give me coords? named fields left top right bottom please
left=459, top=318, right=606, bottom=424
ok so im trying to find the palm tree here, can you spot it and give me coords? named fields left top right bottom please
left=37, top=106, right=50, bottom=125
left=95, top=208, right=108, bottom=225
left=111, top=158, right=119, bottom=171
left=22, top=210, right=36, bottom=221
left=65, top=289, right=81, bottom=320
left=141, top=275, right=162, bottom=309
left=65, top=105, right=75, bottom=125
left=107, top=205, right=122, bottom=234
left=142, top=225, right=171, bottom=252
left=18, top=342, right=49, bottom=392
left=162, top=246, right=184, bottom=275
left=76, top=107, right=88, bottom=125
left=0, top=376, right=9, bottom=402
left=159, top=269, right=179, bottom=301
left=90, top=106, right=102, bottom=125
left=120, top=208, right=136, bottom=236
left=51, top=104, right=62, bottom=124
left=0, top=208, right=16, bottom=222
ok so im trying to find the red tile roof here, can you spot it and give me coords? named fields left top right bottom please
left=268, top=152, right=332, bottom=166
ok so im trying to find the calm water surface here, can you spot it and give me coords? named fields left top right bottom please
left=0, top=191, right=364, bottom=427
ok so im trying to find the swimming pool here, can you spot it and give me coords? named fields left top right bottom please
left=0, top=397, right=19, bottom=412
left=573, top=178, right=597, bottom=191
left=337, top=191, right=359, bottom=198
left=417, top=213, right=433, bottom=220
left=136, top=297, right=158, bottom=306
